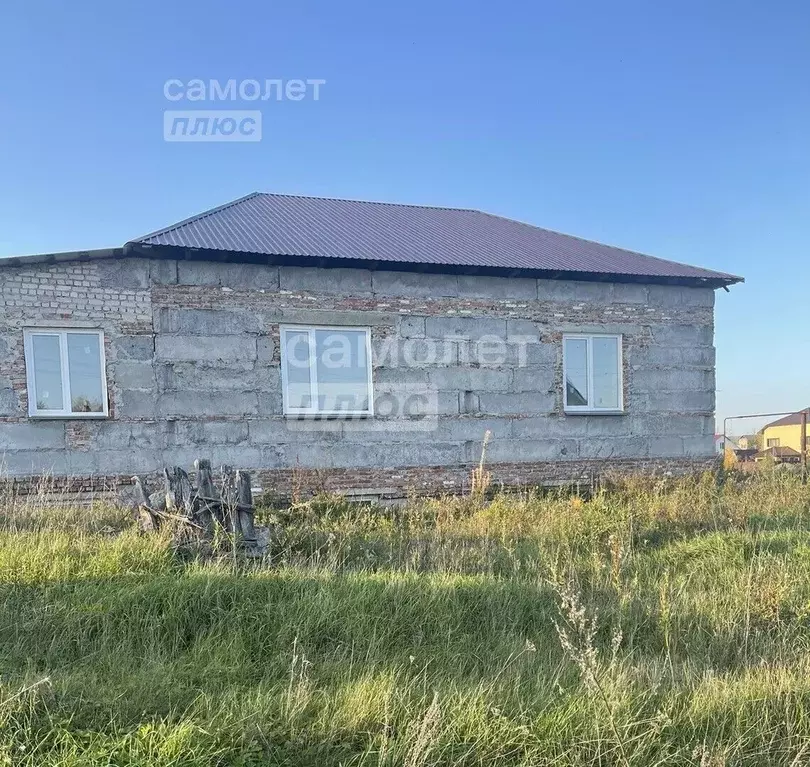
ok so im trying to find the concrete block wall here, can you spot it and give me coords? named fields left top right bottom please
left=0, top=256, right=717, bottom=494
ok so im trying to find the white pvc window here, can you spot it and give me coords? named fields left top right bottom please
left=24, top=329, right=109, bottom=418
left=563, top=334, right=623, bottom=413
left=280, top=325, right=373, bottom=416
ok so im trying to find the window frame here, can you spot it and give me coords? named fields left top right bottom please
left=562, top=333, right=624, bottom=415
left=279, top=324, right=374, bottom=418
left=766, top=438, right=780, bottom=448
left=23, top=328, right=109, bottom=418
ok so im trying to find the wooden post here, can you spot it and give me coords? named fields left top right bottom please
left=131, top=475, right=160, bottom=532
left=193, top=458, right=219, bottom=536
left=132, top=475, right=150, bottom=508
left=161, top=468, right=173, bottom=512
left=166, top=467, right=195, bottom=520
left=236, top=470, right=257, bottom=544
left=220, top=465, right=242, bottom=536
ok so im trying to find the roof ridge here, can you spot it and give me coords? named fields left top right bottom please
left=478, top=210, right=742, bottom=282
left=253, top=191, right=479, bottom=214
left=128, top=192, right=263, bottom=243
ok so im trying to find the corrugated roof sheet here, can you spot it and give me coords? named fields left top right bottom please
left=131, top=193, right=741, bottom=285
left=762, top=408, right=810, bottom=430
left=758, top=446, right=801, bottom=458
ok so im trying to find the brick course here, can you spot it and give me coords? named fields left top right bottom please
left=0, top=457, right=716, bottom=503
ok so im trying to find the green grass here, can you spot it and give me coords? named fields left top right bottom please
left=1, top=469, right=810, bottom=765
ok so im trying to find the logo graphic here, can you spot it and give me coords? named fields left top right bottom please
left=163, top=110, right=262, bottom=142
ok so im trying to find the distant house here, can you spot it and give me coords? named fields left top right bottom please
left=755, top=446, right=802, bottom=464
left=716, top=434, right=756, bottom=463
left=734, top=447, right=758, bottom=463
left=715, top=434, right=744, bottom=454
left=759, top=409, right=810, bottom=454
left=0, top=192, right=742, bottom=498
left=737, top=434, right=759, bottom=450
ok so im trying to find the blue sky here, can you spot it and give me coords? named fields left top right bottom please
left=1, top=1, right=807, bottom=431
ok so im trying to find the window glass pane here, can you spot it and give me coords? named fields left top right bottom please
left=564, top=338, right=588, bottom=407
left=314, top=329, right=370, bottom=412
left=31, top=334, right=64, bottom=411
left=283, top=331, right=313, bottom=409
left=67, top=333, right=104, bottom=413
left=592, top=336, right=620, bottom=409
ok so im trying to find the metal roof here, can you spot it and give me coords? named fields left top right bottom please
left=758, top=446, right=801, bottom=458
left=130, top=193, right=741, bottom=286
left=0, top=193, right=742, bottom=286
left=762, top=408, right=810, bottom=430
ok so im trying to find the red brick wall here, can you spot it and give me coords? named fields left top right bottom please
left=0, top=456, right=715, bottom=503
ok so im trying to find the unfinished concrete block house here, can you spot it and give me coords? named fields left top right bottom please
left=0, top=193, right=741, bottom=498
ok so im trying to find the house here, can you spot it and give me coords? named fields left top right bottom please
left=759, top=409, right=810, bottom=455
left=0, top=193, right=742, bottom=498
left=734, top=447, right=759, bottom=463
left=737, top=434, right=760, bottom=450
left=715, top=434, right=758, bottom=462
left=755, top=446, right=802, bottom=464
left=715, top=435, right=757, bottom=465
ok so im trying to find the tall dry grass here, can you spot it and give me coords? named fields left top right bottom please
left=0, top=467, right=808, bottom=765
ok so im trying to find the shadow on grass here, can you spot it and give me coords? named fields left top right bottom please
left=0, top=568, right=560, bottom=681
left=2, top=562, right=810, bottom=765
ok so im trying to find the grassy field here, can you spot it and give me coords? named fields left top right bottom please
left=1, top=469, right=810, bottom=766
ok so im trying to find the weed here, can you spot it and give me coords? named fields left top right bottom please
left=0, top=470, right=808, bottom=764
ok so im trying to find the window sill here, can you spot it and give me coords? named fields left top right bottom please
left=283, top=412, right=374, bottom=420
left=29, top=413, right=110, bottom=420
left=564, top=409, right=625, bottom=416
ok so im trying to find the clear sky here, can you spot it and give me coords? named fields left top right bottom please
left=1, top=1, right=807, bottom=432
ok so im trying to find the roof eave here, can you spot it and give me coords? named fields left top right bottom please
left=0, top=247, right=124, bottom=267
left=0, top=241, right=743, bottom=290
left=126, top=242, right=742, bottom=288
